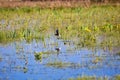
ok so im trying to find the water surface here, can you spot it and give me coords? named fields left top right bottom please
left=0, top=35, right=120, bottom=80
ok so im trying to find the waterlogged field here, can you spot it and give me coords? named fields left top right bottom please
left=0, top=5, right=120, bottom=80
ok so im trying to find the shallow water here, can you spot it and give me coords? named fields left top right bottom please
left=0, top=35, right=120, bottom=80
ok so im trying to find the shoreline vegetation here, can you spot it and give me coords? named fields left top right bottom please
left=0, top=5, right=120, bottom=46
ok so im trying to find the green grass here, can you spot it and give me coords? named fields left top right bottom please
left=68, top=75, right=120, bottom=80
left=115, top=75, right=120, bottom=80
left=46, top=61, right=81, bottom=68
left=0, top=5, right=120, bottom=49
left=68, top=76, right=109, bottom=80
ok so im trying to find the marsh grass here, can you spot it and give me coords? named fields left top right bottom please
left=68, top=75, right=120, bottom=80
left=0, top=5, right=120, bottom=49
left=68, top=76, right=109, bottom=80
left=46, top=61, right=81, bottom=68
left=115, top=75, right=120, bottom=80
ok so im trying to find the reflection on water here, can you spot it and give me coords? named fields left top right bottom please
left=0, top=35, right=120, bottom=80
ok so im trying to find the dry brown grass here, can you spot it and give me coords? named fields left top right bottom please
left=0, top=1, right=91, bottom=8
left=0, top=1, right=119, bottom=8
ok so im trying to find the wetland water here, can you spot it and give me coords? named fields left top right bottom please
left=0, top=6, right=120, bottom=80
left=0, top=34, right=120, bottom=80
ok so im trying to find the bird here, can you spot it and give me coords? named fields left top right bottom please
left=55, top=29, right=59, bottom=36
left=55, top=47, right=61, bottom=56
left=55, top=47, right=61, bottom=52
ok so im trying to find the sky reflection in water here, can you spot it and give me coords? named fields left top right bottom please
left=0, top=35, right=120, bottom=80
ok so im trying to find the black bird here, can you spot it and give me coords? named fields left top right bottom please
left=55, top=47, right=61, bottom=56
left=55, top=29, right=59, bottom=36
left=55, top=47, right=61, bottom=52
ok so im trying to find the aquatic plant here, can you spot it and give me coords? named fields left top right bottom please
left=92, top=57, right=102, bottom=64
left=46, top=61, right=81, bottom=68
left=68, top=76, right=109, bottom=80
left=69, top=76, right=96, bottom=80
left=0, top=55, right=2, bottom=61
left=34, top=52, right=43, bottom=62
left=23, top=67, right=28, bottom=73
left=115, top=75, right=120, bottom=80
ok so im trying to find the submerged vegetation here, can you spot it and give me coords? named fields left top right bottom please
left=68, top=76, right=107, bottom=80
left=46, top=61, right=81, bottom=68
left=68, top=75, right=120, bottom=80
left=117, top=52, right=120, bottom=56
left=0, top=55, right=2, bottom=61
